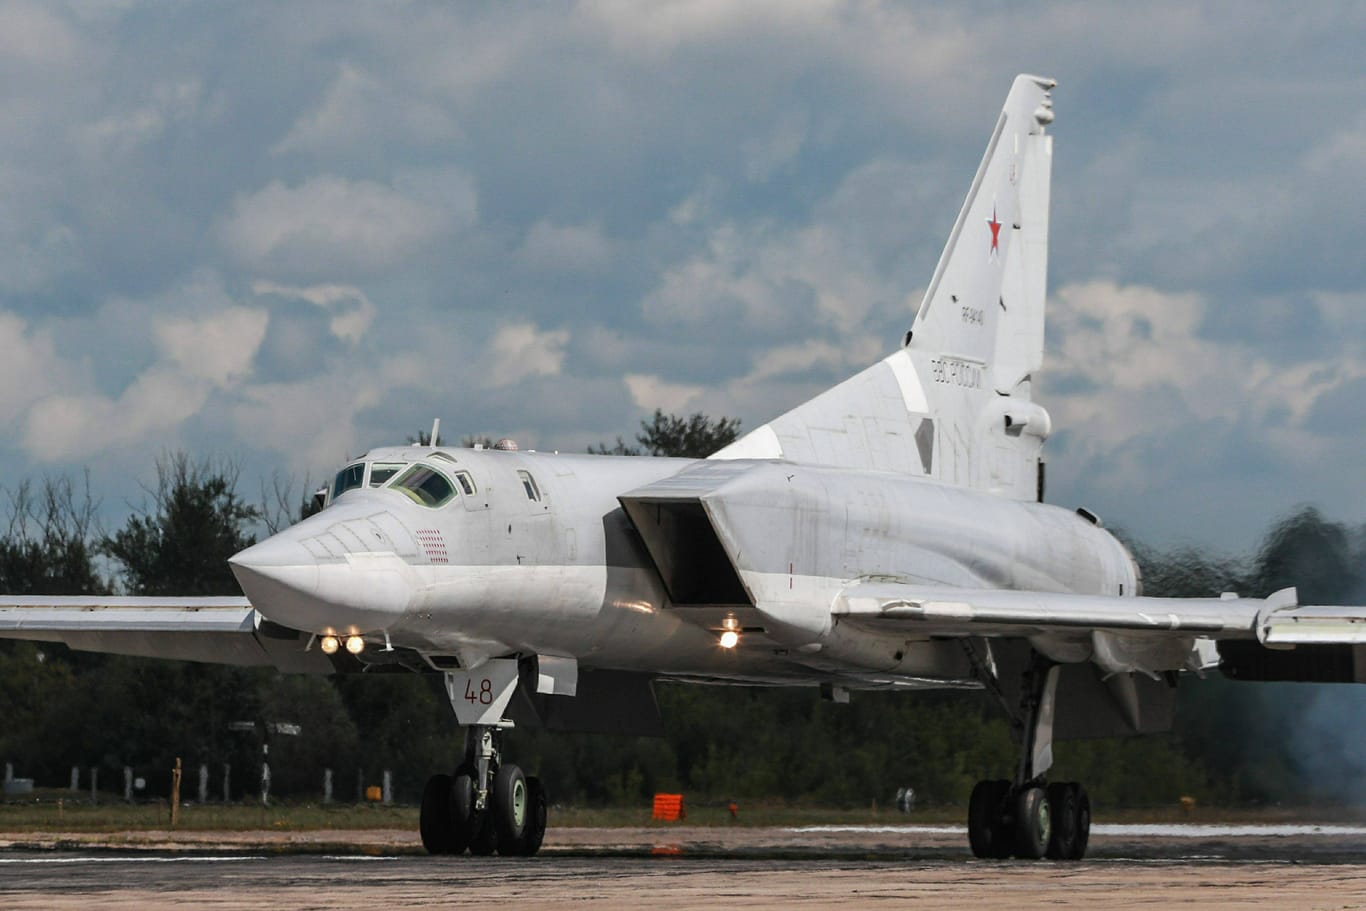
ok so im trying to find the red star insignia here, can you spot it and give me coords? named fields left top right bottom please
left=987, top=205, right=1002, bottom=256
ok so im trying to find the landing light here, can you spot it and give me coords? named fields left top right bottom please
left=319, top=635, right=340, bottom=655
left=345, top=635, right=366, bottom=655
left=719, top=630, right=740, bottom=650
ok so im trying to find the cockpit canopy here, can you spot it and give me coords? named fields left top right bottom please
left=323, top=449, right=478, bottom=510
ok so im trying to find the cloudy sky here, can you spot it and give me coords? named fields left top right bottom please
left=0, top=1, right=1362, bottom=554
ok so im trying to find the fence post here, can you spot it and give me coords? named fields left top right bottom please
left=222, top=763, right=231, bottom=803
left=124, top=767, right=133, bottom=802
left=198, top=764, right=208, bottom=804
left=382, top=770, right=392, bottom=806
left=70, top=766, right=79, bottom=792
left=323, top=768, right=333, bottom=805
left=171, top=758, right=182, bottom=828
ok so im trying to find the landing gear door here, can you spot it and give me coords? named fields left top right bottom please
left=444, top=659, right=519, bottom=726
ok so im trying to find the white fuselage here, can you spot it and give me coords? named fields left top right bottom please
left=229, top=447, right=1139, bottom=688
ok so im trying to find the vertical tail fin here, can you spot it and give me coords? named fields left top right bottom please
left=714, top=75, right=1056, bottom=500
left=908, top=74, right=1054, bottom=396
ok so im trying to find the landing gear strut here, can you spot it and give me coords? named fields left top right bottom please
left=419, top=660, right=548, bottom=857
left=964, top=647, right=1091, bottom=861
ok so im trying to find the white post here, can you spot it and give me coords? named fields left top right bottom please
left=124, top=767, right=132, bottom=802
left=323, top=768, right=333, bottom=805
left=382, top=770, right=392, bottom=806
left=198, top=764, right=209, bottom=804
left=70, top=766, right=79, bottom=792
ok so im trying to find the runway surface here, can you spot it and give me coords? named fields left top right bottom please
left=3, top=824, right=1366, bottom=909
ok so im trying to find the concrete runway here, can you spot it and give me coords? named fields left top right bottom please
left=3, top=824, right=1366, bottom=909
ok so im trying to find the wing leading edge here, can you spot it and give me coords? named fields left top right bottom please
left=0, top=595, right=332, bottom=672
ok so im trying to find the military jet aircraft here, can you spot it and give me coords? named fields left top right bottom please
left=3, top=74, right=1363, bottom=861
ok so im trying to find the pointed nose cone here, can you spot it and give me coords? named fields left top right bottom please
left=230, top=534, right=325, bottom=630
left=231, top=525, right=413, bottom=635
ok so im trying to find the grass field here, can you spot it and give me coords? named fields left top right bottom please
left=2, top=790, right=1362, bottom=833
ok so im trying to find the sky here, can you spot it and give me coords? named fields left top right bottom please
left=0, top=1, right=1362, bottom=555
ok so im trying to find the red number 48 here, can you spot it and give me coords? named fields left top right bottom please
left=464, top=679, right=494, bottom=705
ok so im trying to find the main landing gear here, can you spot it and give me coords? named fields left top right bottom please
left=964, top=648, right=1092, bottom=860
left=419, top=660, right=548, bottom=857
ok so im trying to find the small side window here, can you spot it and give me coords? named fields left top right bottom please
left=517, top=470, right=541, bottom=502
left=455, top=471, right=476, bottom=496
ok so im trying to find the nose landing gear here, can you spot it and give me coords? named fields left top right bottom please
left=419, top=660, right=548, bottom=857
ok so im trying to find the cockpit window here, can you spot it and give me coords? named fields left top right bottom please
left=333, top=463, right=366, bottom=499
left=391, top=464, right=457, bottom=508
left=368, top=463, right=403, bottom=487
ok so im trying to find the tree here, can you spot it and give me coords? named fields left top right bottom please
left=259, top=471, right=324, bottom=534
left=0, top=475, right=108, bottom=780
left=102, top=453, right=260, bottom=596
left=590, top=410, right=742, bottom=458
left=0, top=475, right=106, bottom=597
left=83, top=454, right=272, bottom=797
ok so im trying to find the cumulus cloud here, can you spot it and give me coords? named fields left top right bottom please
left=642, top=224, right=854, bottom=334
left=485, top=321, right=570, bottom=387
left=0, top=310, right=66, bottom=425
left=624, top=373, right=702, bottom=413
left=252, top=281, right=377, bottom=344
left=271, top=62, right=462, bottom=157
left=155, top=306, right=268, bottom=385
left=219, top=176, right=456, bottom=279
left=1043, top=280, right=1365, bottom=495
left=0, top=3, right=77, bottom=70
left=21, top=305, right=268, bottom=462
left=77, top=80, right=203, bottom=162
left=586, top=0, right=839, bottom=58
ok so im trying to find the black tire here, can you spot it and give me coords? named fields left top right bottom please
left=1013, top=786, right=1050, bottom=860
left=420, top=774, right=455, bottom=855
left=510, top=776, right=547, bottom=857
left=448, top=768, right=476, bottom=855
left=1044, top=781, right=1078, bottom=860
left=967, top=779, right=1011, bottom=859
left=492, top=764, right=529, bottom=855
left=1067, top=784, right=1091, bottom=860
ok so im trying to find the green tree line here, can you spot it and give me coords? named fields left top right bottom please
left=1, top=420, right=1363, bottom=810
